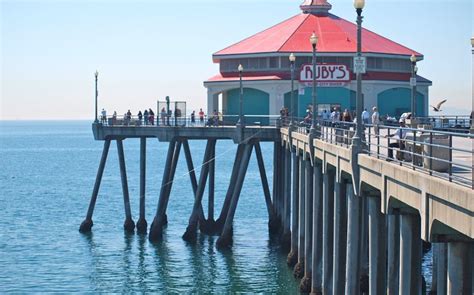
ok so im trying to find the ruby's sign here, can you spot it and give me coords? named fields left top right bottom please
left=299, top=64, right=350, bottom=83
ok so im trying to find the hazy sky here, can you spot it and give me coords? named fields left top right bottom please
left=1, top=0, right=473, bottom=120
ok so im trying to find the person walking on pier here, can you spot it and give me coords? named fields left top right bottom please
left=385, top=119, right=407, bottom=161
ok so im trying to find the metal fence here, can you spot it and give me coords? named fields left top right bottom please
left=98, top=114, right=282, bottom=127
left=290, top=117, right=473, bottom=189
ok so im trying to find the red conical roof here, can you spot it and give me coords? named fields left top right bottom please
left=214, top=13, right=421, bottom=58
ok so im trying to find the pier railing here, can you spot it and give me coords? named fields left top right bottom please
left=415, top=115, right=472, bottom=132
left=290, top=117, right=473, bottom=189
left=98, top=114, right=282, bottom=127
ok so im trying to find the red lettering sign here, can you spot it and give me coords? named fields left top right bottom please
left=299, top=64, right=350, bottom=83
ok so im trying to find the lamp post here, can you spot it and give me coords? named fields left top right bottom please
left=310, top=32, right=318, bottom=133
left=238, top=64, right=244, bottom=127
left=410, top=54, right=418, bottom=119
left=94, top=70, right=99, bottom=123
left=353, top=0, right=365, bottom=147
left=289, top=53, right=296, bottom=127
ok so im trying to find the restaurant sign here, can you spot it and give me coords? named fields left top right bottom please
left=299, top=64, right=350, bottom=86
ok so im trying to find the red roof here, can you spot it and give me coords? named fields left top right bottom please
left=214, top=13, right=421, bottom=58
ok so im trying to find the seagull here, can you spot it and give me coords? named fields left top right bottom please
left=430, top=99, right=447, bottom=112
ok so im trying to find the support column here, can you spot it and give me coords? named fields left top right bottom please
left=387, top=213, right=400, bottom=295
left=281, top=146, right=292, bottom=251
left=399, top=214, right=422, bottom=294
left=79, top=139, right=111, bottom=233
left=216, top=143, right=253, bottom=249
left=182, top=140, right=205, bottom=226
left=300, top=157, right=314, bottom=292
left=137, top=137, right=147, bottom=234
left=345, top=183, right=360, bottom=295
left=182, top=141, right=212, bottom=241
left=447, top=242, right=473, bottom=294
left=332, top=179, right=347, bottom=295
left=149, top=140, right=177, bottom=242
left=294, top=154, right=306, bottom=279
left=216, top=144, right=244, bottom=231
left=432, top=243, right=447, bottom=294
left=117, top=139, right=135, bottom=232
left=322, top=170, right=334, bottom=294
left=311, top=165, right=323, bottom=295
left=208, top=140, right=215, bottom=221
left=255, top=142, right=276, bottom=233
left=200, top=140, right=217, bottom=234
left=288, top=151, right=300, bottom=267
left=368, top=195, right=387, bottom=294
left=360, top=195, right=369, bottom=292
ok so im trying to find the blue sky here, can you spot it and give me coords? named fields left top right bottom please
left=1, top=0, right=473, bottom=120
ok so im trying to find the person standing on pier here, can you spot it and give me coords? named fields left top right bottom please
left=362, top=108, right=370, bottom=124
left=199, top=108, right=204, bottom=125
left=137, top=111, right=143, bottom=126
left=126, top=110, right=132, bottom=125
left=385, top=119, right=407, bottom=161
left=191, top=110, right=196, bottom=125
left=148, top=109, right=155, bottom=125
left=143, top=109, right=149, bottom=125
left=101, top=108, right=107, bottom=124
left=371, top=106, right=380, bottom=135
left=160, top=107, right=166, bottom=126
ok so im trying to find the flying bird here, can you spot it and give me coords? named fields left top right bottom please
left=430, top=99, right=447, bottom=112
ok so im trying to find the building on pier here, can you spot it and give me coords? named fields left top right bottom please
left=204, top=0, right=431, bottom=119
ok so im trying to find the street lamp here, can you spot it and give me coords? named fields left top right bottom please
left=310, top=32, right=318, bottom=133
left=94, top=70, right=99, bottom=123
left=289, top=53, right=296, bottom=127
left=410, top=54, right=418, bottom=119
left=352, top=0, right=365, bottom=148
left=238, top=64, right=244, bottom=127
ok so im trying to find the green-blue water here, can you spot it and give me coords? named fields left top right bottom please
left=0, top=121, right=298, bottom=293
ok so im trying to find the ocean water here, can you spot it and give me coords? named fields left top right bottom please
left=0, top=121, right=432, bottom=293
left=0, top=121, right=298, bottom=293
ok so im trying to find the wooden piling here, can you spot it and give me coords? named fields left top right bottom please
left=117, top=139, right=135, bottom=232
left=149, top=140, right=177, bottom=242
left=137, top=137, right=147, bottom=234
left=79, top=139, right=111, bottom=233
left=216, top=144, right=244, bottom=231
left=300, top=157, right=314, bottom=292
left=311, top=165, right=323, bottom=294
left=332, top=179, right=347, bottom=294
left=182, top=140, right=212, bottom=241
left=287, top=151, right=299, bottom=267
left=255, top=142, right=276, bottom=232
left=322, top=171, right=335, bottom=294
left=294, top=154, right=306, bottom=279
left=216, top=143, right=253, bottom=249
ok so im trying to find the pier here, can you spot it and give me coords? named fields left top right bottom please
left=79, top=116, right=473, bottom=294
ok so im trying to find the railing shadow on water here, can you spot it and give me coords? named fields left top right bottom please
left=288, top=117, right=473, bottom=189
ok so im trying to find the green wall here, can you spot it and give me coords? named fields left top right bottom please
left=377, top=88, right=425, bottom=118
left=225, top=88, right=270, bottom=124
left=284, top=87, right=356, bottom=118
